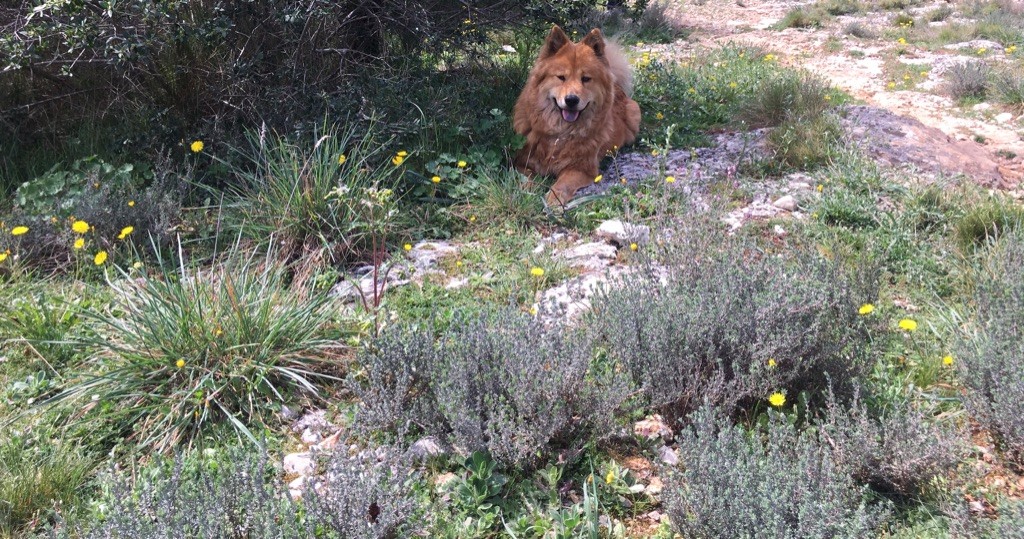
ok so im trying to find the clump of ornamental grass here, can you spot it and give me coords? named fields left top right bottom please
left=220, top=121, right=410, bottom=265
left=48, top=247, right=347, bottom=453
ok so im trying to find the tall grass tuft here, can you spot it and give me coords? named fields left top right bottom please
left=49, top=247, right=346, bottom=453
left=221, top=122, right=409, bottom=265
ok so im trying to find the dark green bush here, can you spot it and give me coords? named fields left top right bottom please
left=738, top=72, right=833, bottom=128
left=959, top=231, right=1024, bottom=462
left=663, top=408, right=889, bottom=538
left=819, top=390, right=963, bottom=498
left=351, top=311, right=629, bottom=470
left=588, top=240, right=876, bottom=422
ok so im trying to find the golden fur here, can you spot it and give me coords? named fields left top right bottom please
left=513, top=26, right=642, bottom=206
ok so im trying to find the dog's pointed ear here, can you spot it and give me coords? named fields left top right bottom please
left=581, top=29, right=605, bottom=57
left=542, top=25, right=571, bottom=57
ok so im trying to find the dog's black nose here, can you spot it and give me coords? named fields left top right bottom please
left=564, top=94, right=580, bottom=109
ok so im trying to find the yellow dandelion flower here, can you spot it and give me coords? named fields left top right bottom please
left=456, top=260, right=463, bottom=268
left=630, top=242, right=638, bottom=251
left=651, top=150, right=659, bottom=157
left=118, top=226, right=134, bottom=240
left=93, top=250, right=108, bottom=265
left=72, top=220, right=89, bottom=234
left=0, top=252, right=7, bottom=263
left=11, top=226, right=28, bottom=236
left=431, top=175, right=441, bottom=184
left=529, top=306, right=538, bottom=316
left=897, top=37, right=907, bottom=45
left=403, top=243, right=413, bottom=251
left=729, top=81, right=738, bottom=89
left=858, top=303, right=875, bottom=315
left=655, top=112, right=664, bottom=120
left=397, top=150, right=408, bottom=157
left=594, top=174, right=603, bottom=183
left=688, top=87, right=696, bottom=94
left=74, top=238, right=85, bottom=250
left=977, top=47, right=986, bottom=55
left=665, top=176, right=676, bottom=183
left=392, top=154, right=405, bottom=166
left=943, top=355, right=954, bottom=366
left=769, top=392, right=786, bottom=407
left=605, top=470, right=615, bottom=484
left=470, top=215, right=477, bottom=222
left=128, top=200, right=135, bottom=207
left=824, top=94, right=832, bottom=101
left=768, top=358, right=777, bottom=368
left=132, top=261, right=143, bottom=269
left=176, top=359, right=185, bottom=368
left=898, top=318, right=918, bottom=331
left=190, top=140, right=204, bottom=153
left=817, top=184, right=824, bottom=192
left=530, top=267, right=545, bottom=277
left=457, top=160, right=467, bottom=168
left=764, top=54, right=775, bottom=61
left=338, top=154, right=347, bottom=165
left=887, top=81, right=896, bottom=89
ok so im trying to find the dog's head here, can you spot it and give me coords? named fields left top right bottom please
left=531, top=26, right=613, bottom=125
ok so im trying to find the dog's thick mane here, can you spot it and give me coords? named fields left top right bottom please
left=603, top=39, right=633, bottom=98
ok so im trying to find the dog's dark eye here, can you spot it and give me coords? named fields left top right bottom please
left=581, top=76, right=591, bottom=83
left=557, top=75, right=566, bottom=81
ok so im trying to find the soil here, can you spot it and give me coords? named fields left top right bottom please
left=656, top=0, right=1024, bottom=188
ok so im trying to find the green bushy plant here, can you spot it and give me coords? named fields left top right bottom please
left=958, top=231, right=1024, bottom=462
left=738, top=72, right=832, bottom=128
left=588, top=236, right=877, bottom=422
left=776, top=7, right=829, bottom=29
left=351, top=310, right=629, bottom=470
left=954, top=194, right=1024, bottom=253
left=50, top=249, right=345, bottom=453
left=663, top=408, right=889, bottom=538
left=991, top=66, right=1024, bottom=111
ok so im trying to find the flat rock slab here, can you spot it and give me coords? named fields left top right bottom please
left=842, top=105, right=1005, bottom=186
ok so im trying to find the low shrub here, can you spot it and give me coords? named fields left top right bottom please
left=844, top=22, right=877, bottom=39
left=819, top=0, right=863, bottom=16
left=819, top=390, right=963, bottom=498
left=944, top=61, right=991, bottom=101
left=663, top=408, right=889, bottom=538
left=351, top=310, right=629, bottom=470
left=66, top=444, right=420, bottom=539
left=958, top=231, right=1024, bottom=462
left=766, top=111, right=842, bottom=170
left=50, top=250, right=345, bottom=453
left=776, top=7, right=828, bottom=29
left=588, top=237, right=877, bottom=423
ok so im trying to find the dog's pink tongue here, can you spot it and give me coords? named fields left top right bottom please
left=561, top=109, right=580, bottom=122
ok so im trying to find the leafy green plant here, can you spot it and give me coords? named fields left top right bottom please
left=49, top=248, right=346, bottom=453
left=738, top=72, right=833, bottom=129
left=776, top=7, right=829, bottom=29
left=991, top=66, right=1024, bottom=111
left=954, top=194, right=1024, bottom=253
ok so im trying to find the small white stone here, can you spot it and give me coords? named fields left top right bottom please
left=283, top=452, right=314, bottom=475
left=995, top=112, right=1013, bottom=123
left=772, top=195, right=798, bottom=212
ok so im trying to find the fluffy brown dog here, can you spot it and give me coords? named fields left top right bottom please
left=513, top=26, right=642, bottom=206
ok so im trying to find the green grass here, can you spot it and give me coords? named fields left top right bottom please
left=46, top=247, right=351, bottom=454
